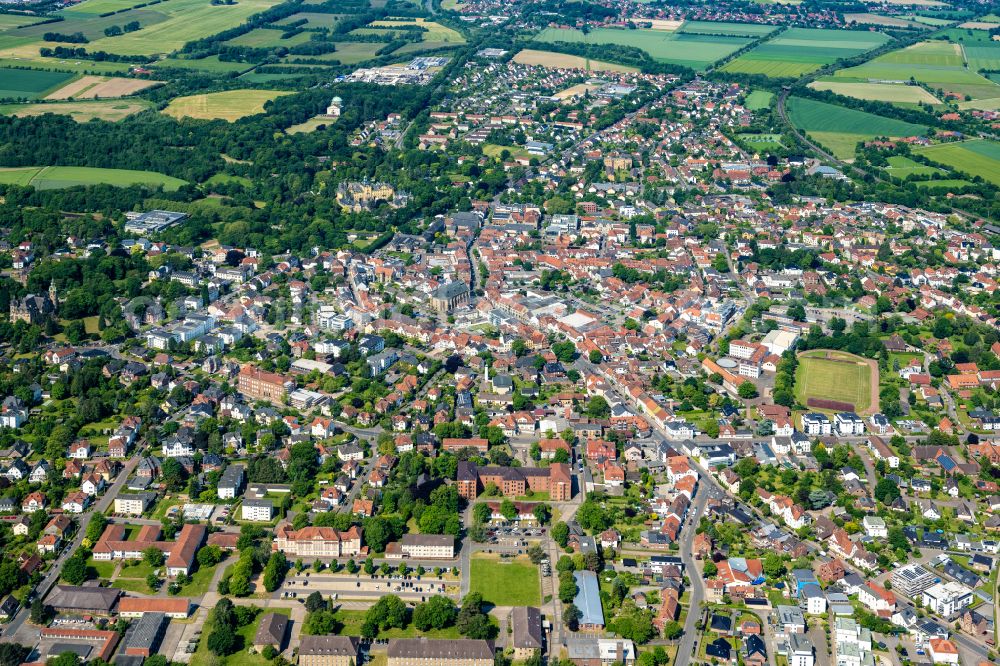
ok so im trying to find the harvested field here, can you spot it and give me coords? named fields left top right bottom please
left=512, top=49, right=638, bottom=72
left=808, top=80, right=941, bottom=105
left=46, top=75, right=160, bottom=100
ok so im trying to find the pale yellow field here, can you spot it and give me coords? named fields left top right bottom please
left=512, top=49, right=638, bottom=73
left=808, top=81, right=942, bottom=105
left=0, top=99, right=150, bottom=122
left=633, top=18, right=683, bottom=30
left=958, top=21, right=1000, bottom=29
left=286, top=115, right=337, bottom=133
left=553, top=83, right=603, bottom=100
left=369, top=17, right=465, bottom=43
left=844, top=12, right=918, bottom=27
left=163, top=90, right=293, bottom=122
left=46, top=75, right=160, bottom=100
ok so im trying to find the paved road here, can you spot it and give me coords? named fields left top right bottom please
left=4, top=446, right=144, bottom=640
left=675, top=484, right=712, bottom=665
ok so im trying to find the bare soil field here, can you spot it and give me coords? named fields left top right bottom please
left=46, top=75, right=160, bottom=99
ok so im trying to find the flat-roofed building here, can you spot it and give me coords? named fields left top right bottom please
left=890, top=563, right=936, bottom=597
left=124, top=612, right=167, bottom=657
left=573, top=570, right=604, bottom=629
left=387, top=638, right=494, bottom=666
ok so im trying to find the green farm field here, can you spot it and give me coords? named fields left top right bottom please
left=274, top=12, right=343, bottom=29
left=369, top=17, right=464, bottom=42
left=787, top=96, right=927, bottom=159
left=0, top=57, right=132, bottom=74
left=534, top=26, right=752, bottom=70
left=912, top=139, right=1000, bottom=185
left=744, top=90, right=773, bottom=110
left=152, top=55, right=256, bottom=73
left=0, top=67, right=74, bottom=99
left=795, top=349, right=877, bottom=414
left=884, top=155, right=944, bottom=177
left=226, top=27, right=313, bottom=48
left=912, top=178, right=975, bottom=190
left=469, top=554, right=540, bottom=607
left=58, top=0, right=151, bottom=15
left=0, top=165, right=185, bottom=190
left=0, top=15, right=42, bottom=28
left=302, top=41, right=383, bottom=65
left=83, top=0, right=284, bottom=55
left=678, top=20, right=777, bottom=37
left=722, top=27, right=890, bottom=77
left=808, top=80, right=942, bottom=105
left=832, top=40, right=1000, bottom=101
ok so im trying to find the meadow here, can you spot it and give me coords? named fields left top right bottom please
left=744, top=90, right=773, bottom=110
left=274, top=12, right=343, bottom=29
left=368, top=17, right=465, bottom=43
left=912, top=139, right=1000, bottom=185
left=787, top=96, right=927, bottom=159
left=299, top=41, right=384, bottom=65
left=0, top=68, right=74, bottom=99
left=721, top=27, right=890, bottom=78
left=152, top=55, right=256, bottom=74
left=884, top=155, right=944, bottom=178
left=534, top=26, right=753, bottom=70
left=0, top=165, right=185, bottom=190
left=678, top=20, right=776, bottom=37
left=794, top=349, right=876, bottom=414
left=0, top=99, right=151, bottom=121
left=163, top=89, right=293, bottom=121
left=0, top=15, right=42, bottom=28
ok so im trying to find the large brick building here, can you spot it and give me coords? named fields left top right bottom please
left=273, top=523, right=363, bottom=558
left=238, top=365, right=294, bottom=404
left=457, top=462, right=571, bottom=501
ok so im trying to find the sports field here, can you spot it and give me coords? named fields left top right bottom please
left=722, top=27, right=890, bottom=78
left=794, top=350, right=877, bottom=414
left=912, top=139, right=1000, bottom=185
left=0, top=165, right=185, bottom=190
left=512, top=48, right=638, bottom=73
left=163, top=89, right=293, bottom=121
left=469, top=554, right=540, bottom=607
left=884, top=155, right=943, bottom=178
left=0, top=67, right=75, bottom=99
left=0, top=99, right=151, bottom=121
left=832, top=40, right=1000, bottom=101
left=738, top=133, right=784, bottom=151
left=533, top=26, right=753, bottom=70
left=787, top=96, right=927, bottom=159
left=808, top=80, right=941, bottom=105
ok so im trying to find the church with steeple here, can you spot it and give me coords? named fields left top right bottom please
left=9, top=280, right=57, bottom=325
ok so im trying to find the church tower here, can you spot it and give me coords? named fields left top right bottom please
left=48, top=279, right=58, bottom=312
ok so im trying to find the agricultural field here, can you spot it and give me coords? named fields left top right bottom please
left=300, top=41, right=384, bottom=65
left=368, top=17, right=465, bottom=43
left=226, top=27, right=313, bottom=48
left=0, top=68, right=75, bottom=99
left=795, top=349, right=877, bottom=414
left=0, top=98, right=151, bottom=121
left=787, top=96, right=928, bottom=159
left=0, top=15, right=42, bottom=28
left=533, top=26, right=754, bottom=70
left=511, top=48, right=638, bottom=73
left=677, top=20, right=777, bottom=37
left=163, top=89, right=293, bottom=121
left=469, top=554, right=540, bottom=607
left=45, top=75, right=160, bottom=99
left=912, top=139, right=1000, bottom=185
left=0, top=165, right=185, bottom=190
left=832, top=40, right=1000, bottom=102
left=0, top=56, right=132, bottom=74
left=82, top=0, right=284, bottom=55
left=807, top=80, right=942, bottom=106
left=884, top=155, right=945, bottom=178
left=58, top=0, right=152, bottom=15
left=274, top=12, right=343, bottom=29
left=152, top=56, right=255, bottom=74
left=912, top=178, right=975, bottom=190
left=844, top=13, right=926, bottom=28
left=722, top=27, right=890, bottom=78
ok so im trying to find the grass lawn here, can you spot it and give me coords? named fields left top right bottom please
left=163, top=89, right=293, bottom=122
left=470, top=554, right=540, bottom=607
left=86, top=558, right=117, bottom=579
left=0, top=165, right=185, bottom=190
left=118, top=559, right=158, bottom=579
left=112, top=578, right=157, bottom=595
left=794, top=349, right=876, bottom=413
left=190, top=607, right=290, bottom=666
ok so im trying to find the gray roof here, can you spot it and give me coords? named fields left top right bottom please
left=511, top=606, right=543, bottom=650
left=299, top=636, right=359, bottom=657
left=47, top=585, right=121, bottom=612
left=573, top=570, right=604, bottom=627
left=254, top=612, right=288, bottom=647
left=387, top=638, right=494, bottom=660
left=127, top=612, right=166, bottom=651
